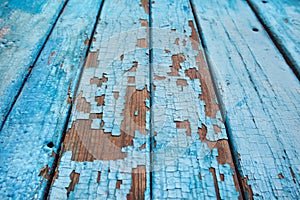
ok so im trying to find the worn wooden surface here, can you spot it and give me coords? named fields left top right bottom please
left=0, top=0, right=299, bottom=199
left=0, top=0, right=66, bottom=127
left=49, top=0, right=151, bottom=199
left=248, top=0, right=300, bottom=77
left=0, top=0, right=102, bottom=198
left=191, top=0, right=300, bottom=199
left=151, top=0, right=241, bottom=199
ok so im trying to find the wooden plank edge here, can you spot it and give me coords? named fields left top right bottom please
left=0, top=0, right=69, bottom=129
left=246, top=0, right=300, bottom=80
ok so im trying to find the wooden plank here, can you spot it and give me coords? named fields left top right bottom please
left=151, top=0, right=241, bottom=199
left=247, top=0, right=300, bottom=77
left=49, top=0, right=151, bottom=199
left=191, top=0, right=300, bottom=199
left=0, top=0, right=66, bottom=126
left=0, top=0, right=103, bottom=198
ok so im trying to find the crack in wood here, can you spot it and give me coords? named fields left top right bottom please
left=97, top=171, right=101, bottom=183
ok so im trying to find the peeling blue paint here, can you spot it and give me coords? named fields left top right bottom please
left=191, top=0, right=300, bottom=198
left=50, top=0, right=151, bottom=199
left=1, top=0, right=298, bottom=199
left=0, top=0, right=103, bottom=198
left=151, top=0, right=240, bottom=199
left=0, top=0, right=66, bottom=126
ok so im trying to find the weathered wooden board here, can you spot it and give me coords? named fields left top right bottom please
left=248, top=0, right=300, bottom=77
left=151, top=0, right=241, bottom=199
left=0, top=0, right=102, bottom=198
left=49, top=0, right=151, bottom=199
left=0, top=0, right=66, bottom=127
left=191, top=0, right=300, bottom=199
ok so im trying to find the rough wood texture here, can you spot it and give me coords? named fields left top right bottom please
left=126, top=165, right=147, bottom=200
left=0, top=0, right=102, bottom=198
left=151, top=0, right=241, bottom=199
left=0, top=0, right=66, bottom=126
left=191, top=0, right=300, bottom=198
left=248, top=0, right=300, bottom=77
left=1, top=0, right=299, bottom=199
left=49, top=0, right=150, bottom=199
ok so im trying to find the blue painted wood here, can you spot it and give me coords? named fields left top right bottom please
left=248, top=0, right=300, bottom=77
left=0, top=0, right=66, bottom=127
left=191, top=0, right=300, bottom=199
left=49, top=0, right=151, bottom=199
left=151, top=0, right=241, bottom=199
left=0, top=0, right=103, bottom=198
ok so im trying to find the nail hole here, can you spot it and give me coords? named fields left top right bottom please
left=252, top=28, right=259, bottom=32
left=262, top=0, right=267, bottom=3
left=47, top=142, right=54, bottom=148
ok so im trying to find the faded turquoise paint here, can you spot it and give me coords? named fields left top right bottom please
left=151, top=0, right=240, bottom=199
left=0, top=0, right=102, bottom=199
left=50, top=0, right=151, bottom=199
left=248, top=0, right=300, bottom=77
left=0, top=0, right=47, bottom=15
left=191, top=0, right=300, bottom=199
left=1, top=0, right=299, bottom=199
left=0, top=0, right=65, bottom=127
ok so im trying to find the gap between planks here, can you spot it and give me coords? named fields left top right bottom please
left=246, top=0, right=300, bottom=80
left=43, top=0, right=106, bottom=199
left=190, top=0, right=300, bottom=199
left=189, top=0, right=248, bottom=199
left=49, top=0, right=245, bottom=199
left=148, top=0, right=154, bottom=199
left=0, top=0, right=70, bottom=131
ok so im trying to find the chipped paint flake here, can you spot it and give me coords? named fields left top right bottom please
left=151, top=0, right=241, bottom=199
left=0, top=0, right=103, bottom=198
left=191, top=0, right=300, bottom=198
left=49, top=0, right=150, bottom=199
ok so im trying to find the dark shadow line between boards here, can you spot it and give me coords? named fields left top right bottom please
left=43, top=0, right=106, bottom=199
left=189, top=0, right=247, bottom=199
left=0, top=0, right=70, bottom=132
left=246, top=0, right=300, bottom=80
